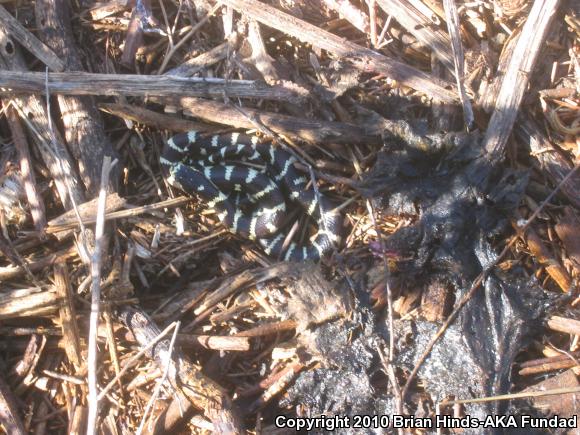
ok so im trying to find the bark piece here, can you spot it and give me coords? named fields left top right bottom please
left=146, top=392, right=194, bottom=435
left=0, top=5, right=64, bottom=71
left=421, top=279, right=451, bottom=321
left=120, top=0, right=152, bottom=68
left=5, top=106, right=47, bottom=234
left=36, top=0, right=117, bottom=196
left=247, top=21, right=279, bottom=84
left=53, top=262, right=83, bottom=369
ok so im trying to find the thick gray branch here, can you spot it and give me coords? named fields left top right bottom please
left=0, top=70, right=306, bottom=103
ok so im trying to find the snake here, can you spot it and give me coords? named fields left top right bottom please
left=160, top=131, right=342, bottom=261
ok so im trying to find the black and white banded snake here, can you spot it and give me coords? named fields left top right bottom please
left=160, top=132, right=343, bottom=261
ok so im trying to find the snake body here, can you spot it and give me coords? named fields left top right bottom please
left=160, top=132, right=342, bottom=261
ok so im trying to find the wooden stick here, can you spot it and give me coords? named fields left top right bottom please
left=47, top=192, right=126, bottom=229
left=518, top=351, right=580, bottom=375
left=519, top=358, right=579, bottom=375
left=5, top=105, right=47, bottom=234
left=0, top=286, right=58, bottom=319
left=0, top=5, right=64, bottom=71
left=0, top=70, right=307, bottom=103
left=442, top=0, right=474, bottom=128
left=53, top=261, right=82, bottom=369
left=0, top=327, right=61, bottom=336
left=0, top=246, right=77, bottom=281
left=102, top=308, right=123, bottom=403
left=219, top=0, right=457, bottom=102
left=47, top=196, right=191, bottom=233
left=69, top=406, right=87, bottom=435
left=547, top=316, right=580, bottom=336
left=442, top=386, right=580, bottom=406
left=247, top=21, right=279, bottom=83
left=234, top=319, right=297, bottom=337
left=36, top=0, right=118, bottom=196
left=247, top=361, right=304, bottom=413
left=177, top=334, right=251, bottom=351
left=521, top=352, right=580, bottom=368
left=482, top=0, right=561, bottom=161
left=119, top=0, right=151, bottom=67
left=87, top=156, right=115, bottom=435
left=161, top=96, right=381, bottom=144
left=369, top=0, right=378, bottom=46
left=477, top=29, right=519, bottom=113
left=237, top=361, right=302, bottom=398
left=0, top=374, right=25, bottom=435
left=376, top=0, right=454, bottom=71
left=98, top=102, right=214, bottom=133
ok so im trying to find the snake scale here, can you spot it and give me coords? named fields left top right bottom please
left=161, top=131, right=342, bottom=261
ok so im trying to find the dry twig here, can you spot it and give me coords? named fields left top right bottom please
left=87, top=156, right=116, bottom=435
left=0, top=70, right=306, bottom=103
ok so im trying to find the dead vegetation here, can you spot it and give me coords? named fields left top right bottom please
left=0, top=0, right=579, bottom=433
